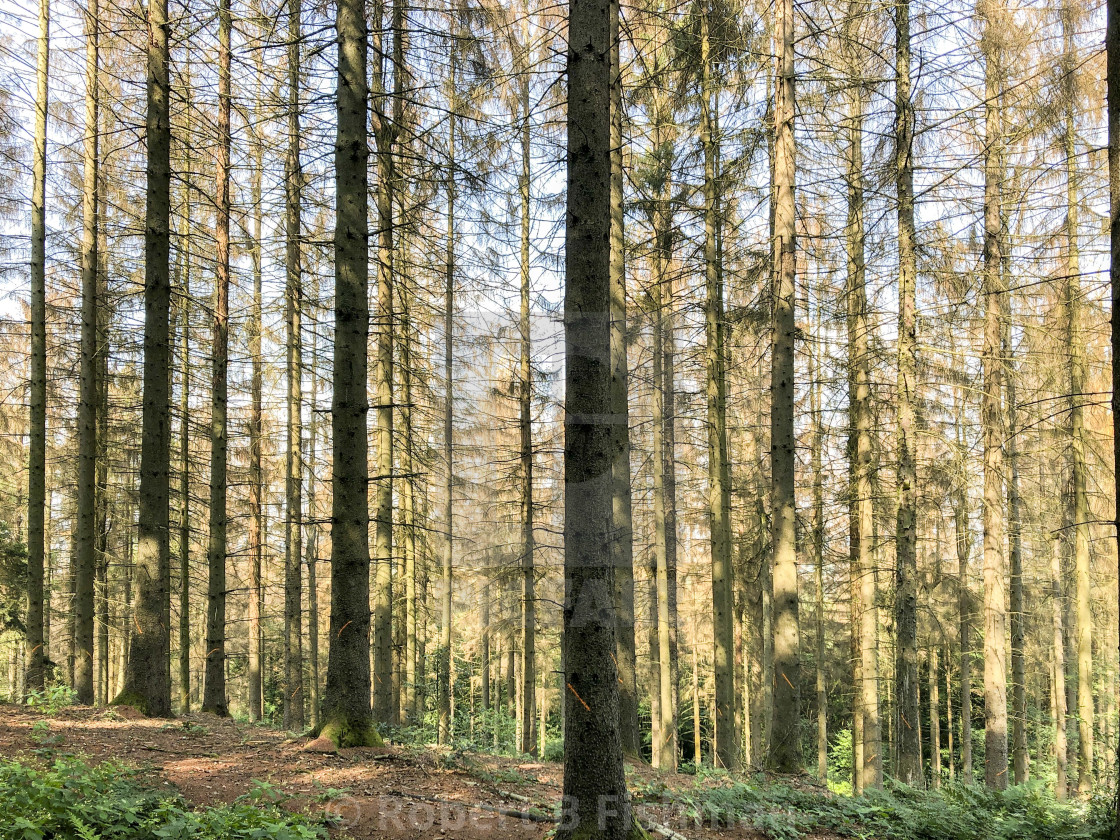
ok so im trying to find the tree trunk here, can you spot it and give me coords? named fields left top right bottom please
left=700, top=8, right=736, bottom=772
left=954, top=439, right=973, bottom=783
left=439, top=85, right=455, bottom=745
left=1060, top=7, right=1094, bottom=791
left=1106, top=0, right=1119, bottom=828
left=306, top=306, right=321, bottom=731
left=769, top=0, right=801, bottom=773
left=1005, top=314, right=1027, bottom=784
left=846, top=87, right=879, bottom=791
left=811, top=342, right=826, bottom=781
left=371, top=0, right=396, bottom=726
left=25, top=0, right=50, bottom=697
left=608, top=0, right=640, bottom=762
left=115, top=0, right=172, bottom=718
left=558, top=0, right=637, bottom=828
left=1051, top=533, right=1069, bottom=800
left=929, top=646, right=941, bottom=788
left=202, top=0, right=232, bottom=719
left=980, top=6, right=1008, bottom=786
left=518, top=34, right=537, bottom=755
left=893, top=0, right=921, bottom=787
left=74, top=0, right=98, bottom=706
left=652, top=173, right=677, bottom=770
left=320, top=0, right=379, bottom=747
left=177, top=120, right=192, bottom=713
left=283, top=0, right=305, bottom=732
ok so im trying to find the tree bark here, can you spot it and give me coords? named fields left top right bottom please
left=608, top=0, right=640, bottom=762
left=846, top=87, right=879, bottom=791
left=980, top=4, right=1008, bottom=785
left=439, top=72, right=455, bottom=744
left=320, top=0, right=379, bottom=747
left=283, top=0, right=305, bottom=732
left=1106, top=0, right=1119, bottom=827
left=25, top=0, right=50, bottom=697
left=558, top=0, right=638, bottom=828
left=893, top=0, right=921, bottom=787
left=1051, top=533, right=1069, bottom=800
left=202, top=0, right=232, bottom=718
left=114, top=0, right=172, bottom=718
left=74, top=0, right=99, bottom=706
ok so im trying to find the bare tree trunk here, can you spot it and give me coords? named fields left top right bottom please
left=74, top=0, right=99, bottom=706
left=846, top=87, right=879, bottom=791
left=176, top=111, right=192, bottom=712
left=929, top=646, right=941, bottom=788
left=700, top=8, right=736, bottom=772
left=306, top=305, right=321, bottom=731
left=202, top=0, right=232, bottom=718
left=320, top=0, right=378, bottom=747
left=518, top=33, right=537, bottom=754
left=980, top=5, right=1008, bottom=786
left=115, top=0, right=172, bottom=717
left=954, top=437, right=973, bottom=783
left=608, top=0, right=640, bottom=761
left=557, top=0, right=636, bottom=827
left=811, top=341, right=826, bottom=782
left=283, top=0, right=305, bottom=732
left=438, top=86, right=455, bottom=745
left=371, top=0, right=396, bottom=726
left=1005, top=314, right=1027, bottom=784
left=769, top=0, right=800, bottom=773
left=25, top=0, right=50, bottom=697
left=1106, top=0, right=1119, bottom=828
left=893, top=0, right=921, bottom=787
left=1052, top=533, right=1069, bottom=800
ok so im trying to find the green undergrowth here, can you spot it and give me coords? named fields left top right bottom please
left=632, top=773, right=1113, bottom=840
left=0, top=755, right=328, bottom=840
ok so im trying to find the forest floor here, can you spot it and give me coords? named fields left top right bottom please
left=0, top=704, right=849, bottom=840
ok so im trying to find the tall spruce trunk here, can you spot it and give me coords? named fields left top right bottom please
left=1004, top=311, right=1027, bottom=784
left=518, top=35, right=537, bottom=755
left=1106, top=0, right=1118, bottom=830
left=769, top=0, right=801, bottom=773
left=1051, top=533, right=1069, bottom=799
left=320, top=0, right=379, bottom=747
left=846, top=88, right=880, bottom=790
left=177, top=227, right=191, bottom=714
left=439, top=80, right=455, bottom=744
left=306, top=308, right=321, bottom=730
left=700, top=8, right=736, bottom=772
left=893, top=0, right=921, bottom=787
left=558, top=0, right=636, bottom=828
left=202, top=0, right=232, bottom=718
left=811, top=339, right=826, bottom=781
left=1062, top=6, right=1094, bottom=791
left=25, top=0, right=50, bottom=697
left=115, top=0, right=172, bottom=717
left=283, top=0, right=305, bottom=732
left=652, top=162, right=677, bottom=770
left=953, top=431, right=973, bottom=783
left=609, top=0, right=640, bottom=760
left=371, top=0, right=396, bottom=725
left=74, top=0, right=99, bottom=706
left=980, top=5, right=1008, bottom=785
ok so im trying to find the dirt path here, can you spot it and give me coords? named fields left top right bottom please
left=0, top=704, right=812, bottom=840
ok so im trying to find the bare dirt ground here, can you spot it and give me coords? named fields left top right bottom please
left=0, top=704, right=842, bottom=840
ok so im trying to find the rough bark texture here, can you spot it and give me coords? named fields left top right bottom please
left=439, top=87, right=455, bottom=745
left=768, top=0, right=800, bottom=774
left=558, top=0, right=639, bottom=830
left=1106, top=0, right=1118, bottom=829
left=518, top=37, right=537, bottom=755
left=371, top=0, right=396, bottom=726
left=1005, top=317, right=1026, bottom=784
left=25, top=0, right=50, bottom=697
left=283, top=0, right=305, bottom=733
left=1051, top=534, right=1068, bottom=800
left=980, top=6, right=1008, bottom=786
left=608, top=0, right=640, bottom=761
left=202, top=0, right=232, bottom=719
left=954, top=452, right=973, bottom=784
left=74, top=0, right=98, bottom=706
left=700, top=9, right=736, bottom=773
left=321, top=0, right=380, bottom=748
left=114, top=0, right=172, bottom=718
left=893, top=0, right=921, bottom=787
left=846, top=90, right=879, bottom=790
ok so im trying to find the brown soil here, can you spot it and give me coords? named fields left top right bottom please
left=0, top=704, right=840, bottom=840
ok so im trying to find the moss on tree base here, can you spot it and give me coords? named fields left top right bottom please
left=109, top=690, right=152, bottom=717
left=315, top=715, right=383, bottom=748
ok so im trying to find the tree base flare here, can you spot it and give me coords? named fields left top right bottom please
left=314, top=715, right=383, bottom=749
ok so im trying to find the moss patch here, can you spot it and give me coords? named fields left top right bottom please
left=317, top=715, right=384, bottom=749
left=109, top=690, right=151, bottom=717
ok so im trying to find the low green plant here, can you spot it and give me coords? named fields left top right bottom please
left=24, top=683, right=77, bottom=714
left=0, top=756, right=327, bottom=840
